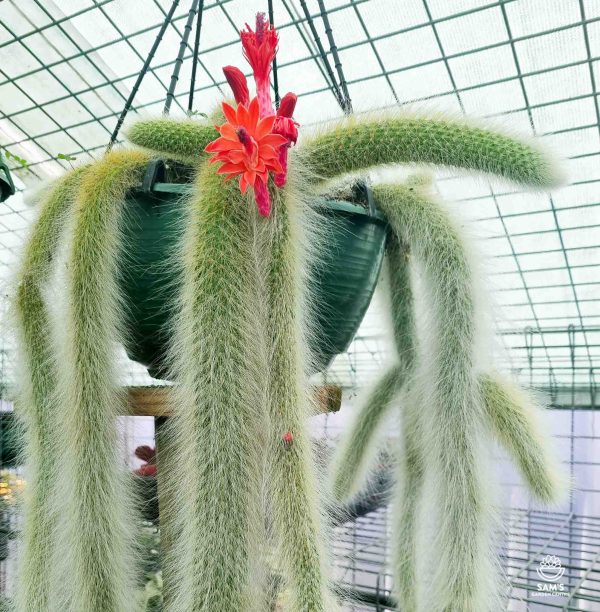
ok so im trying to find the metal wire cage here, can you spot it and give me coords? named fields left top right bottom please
left=0, top=1, right=599, bottom=610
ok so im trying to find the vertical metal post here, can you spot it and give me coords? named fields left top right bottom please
left=164, top=0, right=201, bottom=115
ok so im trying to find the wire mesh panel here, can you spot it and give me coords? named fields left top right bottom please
left=0, top=1, right=600, bottom=610
left=332, top=507, right=600, bottom=611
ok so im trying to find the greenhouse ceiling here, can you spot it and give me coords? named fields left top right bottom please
left=0, top=0, right=599, bottom=390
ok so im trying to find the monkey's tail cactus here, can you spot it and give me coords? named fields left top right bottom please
left=482, top=372, right=568, bottom=503
left=160, top=160, right=270, bottom=611
left=13, top=167, right=87, bottom=612
left=127, top=118, right=217, bottom=166
left=263, top=183, right=336, bottom=611
left=299, top=113, right=563, bottom=189
left=331, top=178, right=567, bottom=611
left=52, top=150, right=150, bottom=610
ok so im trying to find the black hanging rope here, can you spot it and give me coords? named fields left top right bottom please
left=316, top=0, right=353, bottom=114
left=267, top=0, right=280, bottom=108
left=164, top=0, right=201, bottom=115
left=107, top=0, right=181, bottom=150
left=298, top=0, right=345, bottom=111
left=187, top=0, right=205, bottom=113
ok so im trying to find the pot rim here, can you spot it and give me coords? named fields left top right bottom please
left=136, top=181, right=389, bottom=225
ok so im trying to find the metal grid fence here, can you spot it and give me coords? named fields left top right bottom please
left=333, top=507, right=600, bottom=611
left=0, top=0, right=598, bottom=395
left=0, top=1, right=599, bottom=610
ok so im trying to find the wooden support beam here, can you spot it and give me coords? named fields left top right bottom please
left=126, top=384, right=342, bottom=417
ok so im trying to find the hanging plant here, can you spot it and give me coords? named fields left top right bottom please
left=330, top=176, right=567, bottom=611
left=13, top=9, right=564, bottom=612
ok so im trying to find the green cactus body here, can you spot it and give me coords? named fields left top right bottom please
left=374, top=182, right=497, bottom=612
left=481, top=373, right=566, bottom=503
left=384, top=232, right=423, bottom=612
left=13, top=168, right=87, bottom=612
left=300, top=115, right=562, bottom=189
left=330, top=365, right=401, bottom=502
left=263, top=186, right=333, bottom=611
left=126, top=118, right=217, bottom=165
left=54, top=150, right=150, bottom=611
left=390, top=387, right=424, bottom=612
left=162, top=160, right=269, bottom=611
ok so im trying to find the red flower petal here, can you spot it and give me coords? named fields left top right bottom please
left=248, top=97, right=260, bottom=130
left=222, top=102, right=238, bottom=126
left=237, top=103, right=250, bottom=129
left=217, top=163, right=244, bottom=176
left=256, top=115, right=276, bottom=139
left=223, top=66, right=250, bottom=106
left=219, top=123, right=239, bottom=141
left=259, top=134, right=288, bottom=148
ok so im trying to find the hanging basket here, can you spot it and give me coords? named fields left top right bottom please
left=117, top=161, right=388, bottom=378
left=0, top=160, right=15, bottom=203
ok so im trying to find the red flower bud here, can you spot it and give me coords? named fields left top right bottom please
left=223, top=66, right=250, bottom=106
left=282, top=431, right=294, bottom=445
left=277, top=92, right=297, bottom=118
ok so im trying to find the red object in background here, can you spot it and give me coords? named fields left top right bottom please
left=134, top=445, right=157, bottom=476
left=282, top=431, right=294, bottom=445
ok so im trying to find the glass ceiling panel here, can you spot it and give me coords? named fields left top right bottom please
left=0, top=0, right=598, bottom=392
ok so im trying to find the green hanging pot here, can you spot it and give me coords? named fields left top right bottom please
left=118, top=161, right=387, bottom=378
left=0, top=160, right=16, bottom=203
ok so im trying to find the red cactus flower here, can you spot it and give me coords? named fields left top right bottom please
left=223, top=66, right=250, bottom=106
left=208, top=13, right=299, bottom=215
left=278, top=92, right=297, bottom=119
left=205, top=97, right=287, bottom=216
left=241, top=13, right=278, bottom=117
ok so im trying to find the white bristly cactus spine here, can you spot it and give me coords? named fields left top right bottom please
left=13, top=168, right=87, bottom=612
left=53, top=150, right=150, bottom=610
left=262, top=185, right=335, bottom=611
left=161, top=160, right=270, bottom=611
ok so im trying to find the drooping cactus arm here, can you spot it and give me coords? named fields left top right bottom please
left=298, top=115, right=562, bottom=189
left=373, top=182, right=497, bottom=611
left=264, top=186, right=335, bottom=611
left=162, top=160, right=269, bottom=611
left=481, top=373, right=566, bottom=503
left=55, top=150, right=150, bottom=610
left=330, top=230, right=417, bottom=502
left=13, top=167, right=87, bottom=612
left=392, top=387, right=425, bottom=612
left=126, top=117, right=217, bottom=165
left=330, top=365, right=402, bottom=502
left=384, top=231, right=424, bottom=612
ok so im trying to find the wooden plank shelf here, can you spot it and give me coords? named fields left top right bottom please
left=126, top=384, right=342, bottom=417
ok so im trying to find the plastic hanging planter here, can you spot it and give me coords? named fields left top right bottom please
left=118, top=160, right=388, bottom=378
left=0, top=159, right=16, bottom=203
